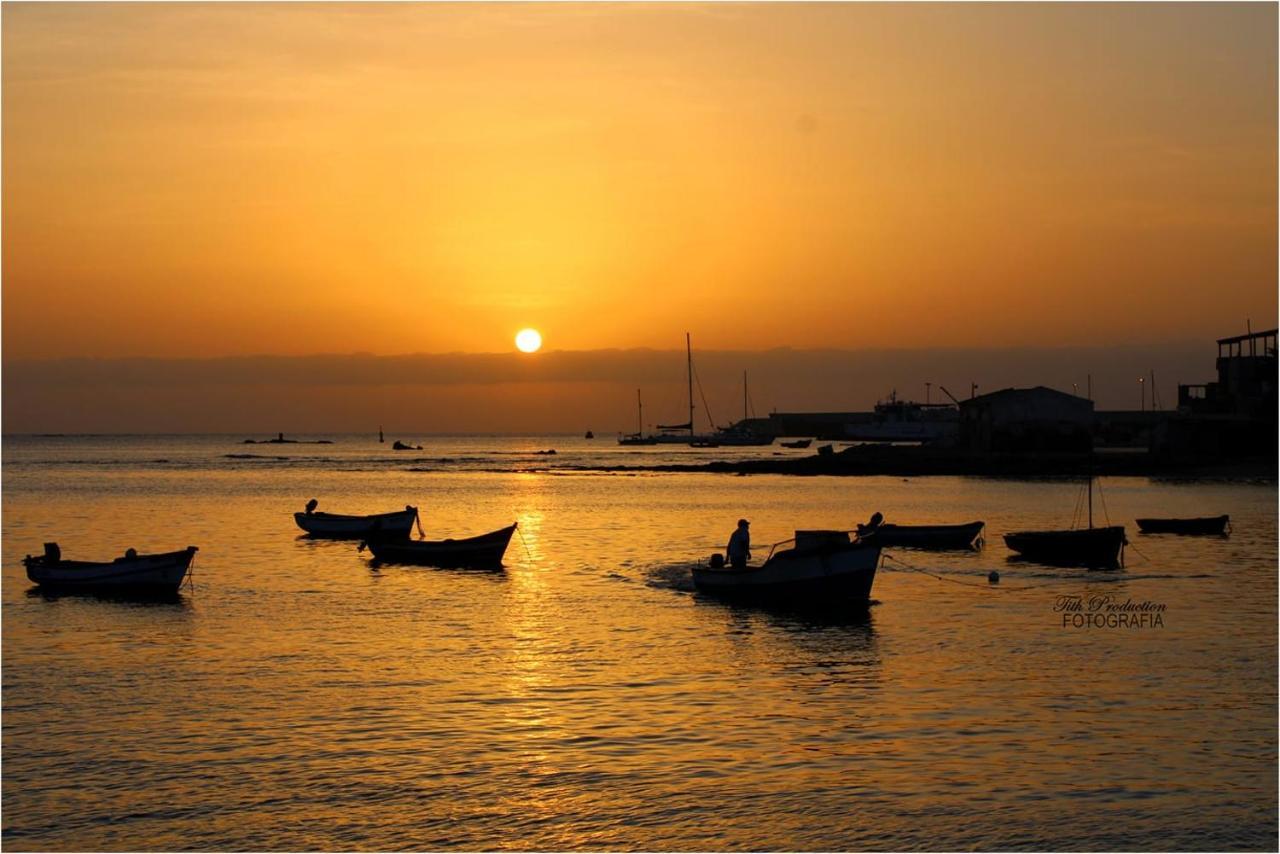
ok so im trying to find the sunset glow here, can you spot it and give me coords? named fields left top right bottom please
left=515, top=329, right=543, bottom=354
left=2, top=3, right=1274, bottom=363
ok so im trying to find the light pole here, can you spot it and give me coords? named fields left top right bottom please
left=1138, top=376, right=1145, bottom=412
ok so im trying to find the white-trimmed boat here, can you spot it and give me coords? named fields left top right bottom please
left=361, top=523, right=518, bottom=568
left=24, top=543, right=197, bottom=594
left=294, top=502, right=419, bottom=539
left=693, top=530, right=881, bottom=604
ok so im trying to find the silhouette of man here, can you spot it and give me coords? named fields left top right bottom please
left=726, top=519, right=751, bottom=569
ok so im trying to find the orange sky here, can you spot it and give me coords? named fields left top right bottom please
left=3, top=2, right=1276, bottom=361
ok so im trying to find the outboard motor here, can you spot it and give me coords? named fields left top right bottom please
left=867, top=512, right=884, bottom=530
left=708, top=553, right=726, bottom=569
left=305, top=498, right=319, bottom=515
left=43, top=542, right=61, bottom=563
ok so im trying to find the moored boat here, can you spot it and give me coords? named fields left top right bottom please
left=361, top=523, right=518, bottom=568
left=1136, top=515, right=1230, bottom=536
left=692, top=530, right=881, bottom=604
left=24, top=543, right=197, bottom=593
left=1003, top=473, right=1126, bottom=569
left=780, top=439, right=812, bottom=449
left=857, top=520, right=985, bottom=550
left=1003, top=527, right=1126, bottom=569
left=294, top=500, right=419, bottom=539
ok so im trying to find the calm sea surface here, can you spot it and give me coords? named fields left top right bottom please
left=3, top=434, right=1276, bottom=851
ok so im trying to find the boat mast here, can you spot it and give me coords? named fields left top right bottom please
left=637, top=388, right=643, bottom=436
left=743, top=371, right=748, bottom=422
left=686, top=332, right=694, bottom=438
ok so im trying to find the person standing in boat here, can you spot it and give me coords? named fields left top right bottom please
left=726, top=519, right=751, bottom=569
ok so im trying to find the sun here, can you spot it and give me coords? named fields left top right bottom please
left=515, top=328, right=542, bottom=353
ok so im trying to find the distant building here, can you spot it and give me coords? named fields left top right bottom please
left=1158, top=328, right=1277, bottom=458
left=959, top=386, right=1093, bottom=453
left=1177, top=328, right=1277, bottom=419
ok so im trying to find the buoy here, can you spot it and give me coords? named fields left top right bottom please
left=988, top=571, right=1000, bottom=584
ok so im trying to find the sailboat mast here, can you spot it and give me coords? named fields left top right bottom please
left=744, top=371, right=748, bottom=422
left=637, top=388, right=643, bottom=436
left=686, top=332, right=694, bottom=437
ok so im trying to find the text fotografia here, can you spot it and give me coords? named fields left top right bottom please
left=1055, top=595, right=1166, bottom=629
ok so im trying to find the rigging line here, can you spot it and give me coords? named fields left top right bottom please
left=1096, top=477, right=1113, bottom=526
left=691, top=362, right=717, bottom=430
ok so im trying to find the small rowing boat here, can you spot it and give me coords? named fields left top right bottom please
left=294, top=500, right=419, bottom=539
left=362, top=523, right=518, bottom=568
left=24, top=543, right=197, bottom=594
left=857, top=520, right=985, bottom=550
left=1136, top=515, right=1230, bottom=536
left=692, top=530, right=881, bottom=605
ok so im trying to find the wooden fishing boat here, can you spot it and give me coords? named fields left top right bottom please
left=857, top=520, right=985, bottom=550
left=1003, top=473, right=1126, bottom=569
left=780, top=439, right=812, bottom=449
left=362, top=523, right=517, bottom=568
left=294, top=503, right=419, bottom=539
left=24, top=543, right=197, bottom=593
left=1136, top=515, right=1230, bottom=536
left=1003, top=527, right=1126, bottom=569
left=692, top=530, right=881, bottom=604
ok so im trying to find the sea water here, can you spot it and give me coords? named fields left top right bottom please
left=2, top=435, right=1275, bottom=850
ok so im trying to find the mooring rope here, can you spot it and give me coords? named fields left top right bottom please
left=880, top=553, right=1051, bottom=593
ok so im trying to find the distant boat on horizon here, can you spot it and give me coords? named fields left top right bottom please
left=619, top=334, right=714, bottom=445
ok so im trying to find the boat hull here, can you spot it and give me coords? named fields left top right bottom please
left=294, top=508, right=417, bottom=539
left=1136, top=515, right=1229, bottom=536
left=858, top=521, right=985, bottom=550
left=365, top=524, right=517, bottom=568
left=24, top=546, right=197, bottom=593
left=1003, top=526, right=1126, bottom=569
left=692, top=543, right=881, bottom=604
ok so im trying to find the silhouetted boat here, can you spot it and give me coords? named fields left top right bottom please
left=620, top=335, right=724, bottom=446
left=857, top=520, right=985, bottom=550
left=1004, top=473, right=1126, bottom=569
left=693, top=371, right=774, bottom=446
left=24, top=543, right=197, bottom=593
left=585, top=430, right=594, bottom=439
left=391, top=440, right=422, bottom=451
left=1003, top=527, right=1126, bottom=569
left=294, top=502, right=419, bottom=539
left=780, top=439, right=812, bottom=449
left=361, top=523, right=518, bottom=568
left=693, top=530, right=881, bottom=604
left=1136, top=515, right=1230, bottom=536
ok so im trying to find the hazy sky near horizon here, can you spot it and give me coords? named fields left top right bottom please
left=3, top=2, right=1276, bottom=364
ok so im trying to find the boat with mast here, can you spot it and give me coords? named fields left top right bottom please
left=618, top=333, right=713, bottom=445
left=1004, top=472, right=1126, bottom=569
left=692, top=370, right=774, bottom=447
